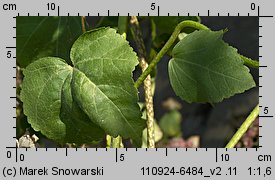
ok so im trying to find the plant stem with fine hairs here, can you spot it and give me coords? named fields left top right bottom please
left=130, top=16, right=155, bottom=148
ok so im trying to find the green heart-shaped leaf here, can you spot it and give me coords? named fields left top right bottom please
left=21, top=28, right=145, bottom=145
left=169, top=30, right=256, bottom=103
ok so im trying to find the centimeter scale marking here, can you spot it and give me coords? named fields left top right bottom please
left=2, top=3, right=274, bottom=178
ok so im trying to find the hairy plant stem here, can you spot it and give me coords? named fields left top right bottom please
left=135, top=20, right=259, bottom=88
left=130, top=16, right=155, bottom=148
left=226, top=104, right=259, bottom=148
left=81, top=16, right=86, bottom=33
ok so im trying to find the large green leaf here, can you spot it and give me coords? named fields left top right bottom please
left=17, top=17, right=82, bottom=68
left=168, top=30, right=256, bottom=103
left=21, top=28, right=145, bottom=145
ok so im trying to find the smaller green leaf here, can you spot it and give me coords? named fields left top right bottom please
left=159, top=110, right=182, bottom=137
left=169, top=30, right=256, bottom=103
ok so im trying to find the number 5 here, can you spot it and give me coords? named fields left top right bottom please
left=151, top=3, right=156, bottom=10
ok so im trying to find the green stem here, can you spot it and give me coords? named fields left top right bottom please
left=225, top=104, right=259, bottom=148
left=240, top=55, right=259, bottom=68
left=134, top=20, right=209, bottom=88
